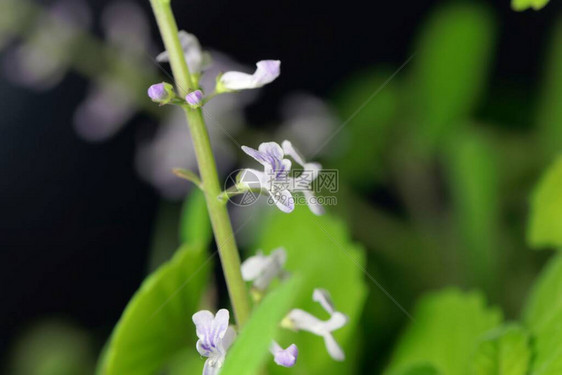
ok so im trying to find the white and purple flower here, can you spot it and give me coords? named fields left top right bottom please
left=241, top=247, right=287, bottom=291
left=283, top=289, right=348, bottom=361
left=218, top=60, right=281, bottom=92
left=270, top=341, right=298, bottom=367
left=239, top=140, right=324, bottom=215
left=240, top=142, right=294, bottom=213
left=193, top=309, right=236, bottom=375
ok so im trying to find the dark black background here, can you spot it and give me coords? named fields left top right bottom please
left=0, top=0, right=559, bottom=362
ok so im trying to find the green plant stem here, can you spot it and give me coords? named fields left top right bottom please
left=149, top=0, right=251, bottom=326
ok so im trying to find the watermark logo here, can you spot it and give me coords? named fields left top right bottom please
left=224, top=169, right=262, bottom=207
left=224, top=169, right=339, bottom=208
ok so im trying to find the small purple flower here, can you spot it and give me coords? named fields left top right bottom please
left=283, top=289, right=348, bottom=361
left=193, top=309, right=236, bottom=375
left=147, top=82, right=174, bottom=104
left=270, top=341, right=298, bottom=367
left=218, top=60, right=281, bottom=92
left=186, top=90, right=204, bottom=108
left=240, top=142, right=294, bottom=213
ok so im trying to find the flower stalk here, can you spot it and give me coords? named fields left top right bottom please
left=148, top=0, right=251, bottom=326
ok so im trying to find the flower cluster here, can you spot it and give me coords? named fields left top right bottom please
left=192, top=249, right=347, bottom=373
left=148, top=30, right=281, bottom=108
left=149, top=29, right=338, bottom=374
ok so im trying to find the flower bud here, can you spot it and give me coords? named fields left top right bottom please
left=185, top=89, right=203, bottom=108
left=147, top=82, right=175, bottom=104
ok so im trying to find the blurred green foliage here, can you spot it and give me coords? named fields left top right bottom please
left=470, top=325, right=530, bottom=375
left=536, top=19, right=562, bottom=160
left=332, top=69, right=399, bottom=189
left=523, top=254, right=562, bottom=374
left=8, top=320, right=95, bottom=375
left=512, top=0, right=550, bottom=11
left=408, top=3, right=495, bottom=153
left=445, top=131, right=501, bottom=291
left=384, top=290, right=502, bottom=375
left=528, top=156, right=562, bottom=248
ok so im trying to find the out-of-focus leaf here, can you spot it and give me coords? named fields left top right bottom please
left=147, top=201, right=181, bottom=272
left=469, top=324, right=530, bottom=375
left=384, top=289, right=502, bottom=375
left=332, top=68, right=399, bottom=188
left=9, top=320, right=95, bottom=375
left=512, top=0, right=550, bottom=11
left=524, top=253, right=562, bottom=330
left=180, top=188, right=211, bottom=246
left=164, top=348, right=205, bottom=375
left=99, top=243, right=211, bottom=375
left=446, top=131, right=500, bottom=291
left=390, top=363, right=441, bottom=375
left=410, top=3, right=495, bottom=151
left=256, top=206, right=367, bottom=374
left=148, top=190, right=211, bottom=272
left=523, top=253, right=562, bottom=374
left=536, top=18, right=562, bottom=159
left=528, top=155, right=562, bottom=249
left=221, top=277, right=302, bottom=375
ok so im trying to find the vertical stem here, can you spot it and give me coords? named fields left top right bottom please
left=149, top=0, right=251, bottom=326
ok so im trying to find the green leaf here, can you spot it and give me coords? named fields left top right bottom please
left=524, top=253, right=562, bottom=331
left=512, top=0, right=550, bottom=11
left=384, top=289, right=502, bottom=375
left=446, top=131, right=500, bottom=290
left=163, top=348, right=204, bottom=375
left=528, top=155, right=562, bottom=249
left=99, top=242, right=212, bottom=375
left=221, top=277, right=302, bottom=375
left=536, top=19, right=562, bottom=159
left=469, top=324, right=531, bottom=375
left=180, top=188, right=211, bottom=247
left=390, top=363, right=441, bottom=375
left=523, top=253, right=562, bottom=374
left=256, top=207, right=368, bottom=374
left=410, top=3, right=496, bottom=150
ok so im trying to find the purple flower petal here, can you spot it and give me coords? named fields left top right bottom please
left=147, top=83, right=168, bottom=101
left=186, top=90, right=203, bottom=107
left=271, top=342, right=298, bottom=367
